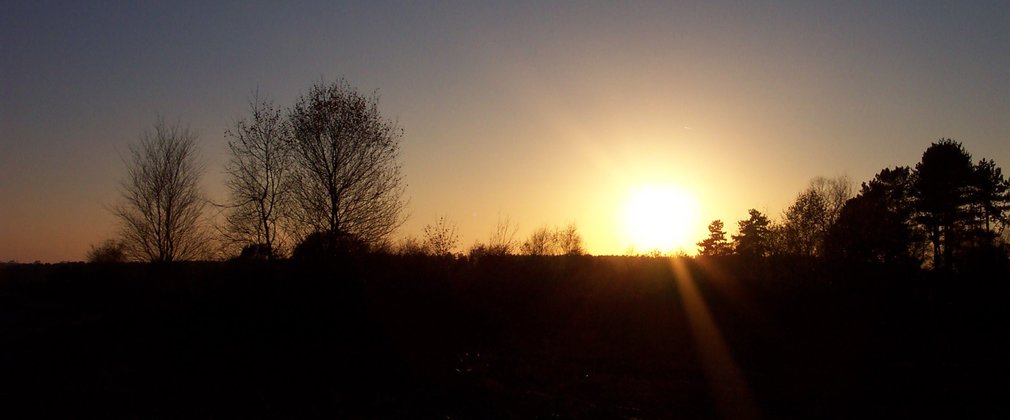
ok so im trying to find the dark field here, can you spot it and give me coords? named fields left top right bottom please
left=2, top=256, right=1008, bottom=418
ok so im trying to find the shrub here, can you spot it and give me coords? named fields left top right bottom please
left=87, top=239, right=127, bottom=263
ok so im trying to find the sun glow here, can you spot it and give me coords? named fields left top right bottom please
left=622, top=184, right=701, bottom=254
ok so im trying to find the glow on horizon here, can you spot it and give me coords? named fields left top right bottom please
left=3, top=3, right=1009, bottom=262
left=621, top=184, right=702, bottom=255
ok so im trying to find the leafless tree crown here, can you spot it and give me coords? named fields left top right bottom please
left=114, top=118, right=206, bottom=262
left=221, top=95, right=294, bottom=258
left=469, top=216, right=520, bottom=257
left=288, top=79, right=407, bottom=247
left=521, top=223, right=585, bottom=256
left=779, top=175, right=854, bottom=256
left=422, top=215, right=459, bottom=256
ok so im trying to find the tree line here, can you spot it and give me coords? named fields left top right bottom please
left=90, top=79, right=586, bottom=263
left=394, top=216, right=585, bottom=258
left=697, top=139, right=1010, bottom=270
left=90, top=79, right=406, bottom=262
left=86, top=77, right=1005, bottom=267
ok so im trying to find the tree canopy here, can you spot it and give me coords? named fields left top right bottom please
left=733, top=210, right=773, bottom=257
left=113, top=118, right=206, bottom=262
left=288, top=79, right=407, bottom=252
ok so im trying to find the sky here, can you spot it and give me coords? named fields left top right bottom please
left=2, top=1, right=1009, bottom=262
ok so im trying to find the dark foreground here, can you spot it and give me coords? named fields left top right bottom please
left=1, top=256, right=1008, bottom=418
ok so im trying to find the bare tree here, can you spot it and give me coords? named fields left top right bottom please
left=521, top=226, right=558, bottom=256
left=113, top=118, right=206, bottom=262
left=423, top=215, right=459, bottom=256
left=288, top=79, right=407, bottom=250
left=485, top=215, right=519, bottom=255
left=556, top=223, right=585, bottom=256
left=469, top=216, right=519, bottom=257
left=779, top=175, right=854, bottom=257
left=809, top=175, right=854, bottom=224
left=220, top=94, right=294, bottom=259
left=520, top=223, right=585, bottom=256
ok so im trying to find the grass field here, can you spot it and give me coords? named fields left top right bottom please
left=2, top=256, right=1007, bottom=418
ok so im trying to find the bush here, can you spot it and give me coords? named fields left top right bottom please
left=292, top=230, right=370, bottom=260
left=87, top=239, right=127, bottom=263
left=235, top=243, right=278, bottom=260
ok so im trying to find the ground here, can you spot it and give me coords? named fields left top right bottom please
left=1, top=256, right=1007, bottom=418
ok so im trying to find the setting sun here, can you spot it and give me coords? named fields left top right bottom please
left=622, top=185, right=701, bottom=254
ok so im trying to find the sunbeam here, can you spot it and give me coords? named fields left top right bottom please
left=670, top=257, right=758, bottom=420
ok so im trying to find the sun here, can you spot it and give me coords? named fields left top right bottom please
left=622, top=184, right=701, bottom=254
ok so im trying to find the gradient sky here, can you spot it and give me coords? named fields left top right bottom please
left=3, top=1, right=1009, bottom=262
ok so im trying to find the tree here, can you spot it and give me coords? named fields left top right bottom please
left=113, top=118, right=206, bottom=262
left=288, top=79, right=407, bottom=252
left=697, top=220, right=732, bottom=256
left=809, top=176, right=854, bottom=224
left=733, top=209, right=772, bottom=257
left=423, top=215, right=459, bottom=256
left=521, top=226, right=558, bottom=256
left=779, top=176, right=853, bottom=257
left=969, top=158, right=1009, bottom=237
left=485, top=216, right=519, bottom=255
left=556, top=223, right=586, bottom=256
left=520, top=223, right=586, bottom=256
left=912, top=139, right=975, bottom=269
left=781, top=188, right=829, bottom=256
left=825, top=167, right=921, bottom=265
left=220, top=94, right=294, bottom=259
left=469, top=216, right=519, bottom=257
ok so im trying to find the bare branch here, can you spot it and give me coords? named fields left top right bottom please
left=113, top=117, right=207, bottom=262
left=220, top=94, right=294, bottom=259
left=288, top=79, right=407, bottom=251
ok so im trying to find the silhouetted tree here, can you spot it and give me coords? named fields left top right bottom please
left=733, top=209, right=772, bottom=257
left=221, top=94, right=294, bottom=259
left=113, top=118, right=207, bottom=262
left=521, top=226, right=558, bottom=256
left=468, top=216, right=520, bottom=257
left=521, top=223, right=585, bottom=256
left=697, top=220, right=732, bottom=256
left=810, top=175, right=854, bottom=224
left=86, top=239, right=127, bottom=263
left=423, top=215, right=459, bottom=256
left=826, top=167, right=922, bottom=265
left=781, top=188, right=829, bottom=256
left=779, top=176, right=853, bottom=257
left=556, top=223, right=586, bottom=256
left=912, top=139, right=975, bottom=269
left=969, top=158, right=1009, bottom=238
left=485, top=216, right=520, bottom=255
left=288, top=79, right=406, bottom=253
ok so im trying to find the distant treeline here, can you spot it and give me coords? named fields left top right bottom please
left=86, top=75, right=1007, bottom=269
left=698, top=139, right=1009, bottom=271
left=90, top=78, right=588, bottom=264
